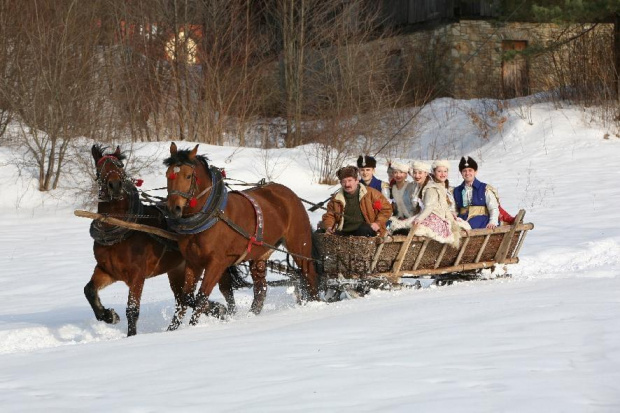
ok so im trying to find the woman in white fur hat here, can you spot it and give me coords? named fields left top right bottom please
left=389, top=161, right=433, bottom=234
left=387, top=162, right=416, bottom=228
left=432, top=160, right=471, bottom=230
left=407, top=160, right=461, bottom=247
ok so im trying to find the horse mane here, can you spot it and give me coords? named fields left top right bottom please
left=93, top=144, right=127, bottom=162
left=163, top=149, right=209, bottom=168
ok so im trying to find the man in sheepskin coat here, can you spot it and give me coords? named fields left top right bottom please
left=321, top=165, right=392, bottom=237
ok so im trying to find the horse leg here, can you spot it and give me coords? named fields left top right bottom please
left=218, top=267, right=237, bottom=315
left=189, top=260, right=228, bottom=326
left=84, top=266, right=120, bottom=324
left=167, top=263, right=201, bottom=331
left=126, top=277, right=145, bottom=337
left=249, top=258, right=268, bottom=315
left=167, top=263, right=186, bottom=311
left=286, top=235, right=320, bottom=302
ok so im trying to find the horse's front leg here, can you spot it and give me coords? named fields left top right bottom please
left=167, top=264, right=201, bottom=331
left=126, top=276, right=145, bottom=337
left=189, top=261, right=228, bottom=326
left=84, top=266, right=120, bottom=324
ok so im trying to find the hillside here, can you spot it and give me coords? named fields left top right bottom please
left=1, top=99, right=619, bottom=411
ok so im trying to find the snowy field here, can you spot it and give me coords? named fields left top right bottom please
left=1, top=99, right=619, bottom=411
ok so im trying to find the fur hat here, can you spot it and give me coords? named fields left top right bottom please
left=432, top=160, right=451, bottom=171
left=336, top=165, right=359, bottom=180
left=390, top=161, right=409, bottom=174
left=459, top=156, right=478, bottom=171
left=411, top=161, right=431, bottom=173
left=357, top=155, right=377, bottom=168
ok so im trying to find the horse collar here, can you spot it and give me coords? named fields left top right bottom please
left=90, top=183, right=143, bottom=245
left=166, top=165, right=228, bottom=235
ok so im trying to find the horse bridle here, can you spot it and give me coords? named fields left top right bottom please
left=96, top=155, right=130, bottom=201
left=167, top=160, right=213, bottom=208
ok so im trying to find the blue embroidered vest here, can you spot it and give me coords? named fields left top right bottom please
left=362, top=176, right=383, bottom=192
left=454, top=178, right=489, bottom=229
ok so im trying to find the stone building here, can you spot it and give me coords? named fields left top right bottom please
left=377, top=1, right=614, bottom=99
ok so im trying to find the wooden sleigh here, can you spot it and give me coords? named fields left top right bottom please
left=76, top=208, right=533, bottom=298
left=314, top=210, right=533, bottom=297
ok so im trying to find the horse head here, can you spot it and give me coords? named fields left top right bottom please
left=91, top=144, right=128, bottom=201
left=164, top=142, right=211, bottom=219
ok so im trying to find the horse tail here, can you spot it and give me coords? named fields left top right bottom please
left=310, top=230, right=325, bottom=288
left=226, top=266, right=252, bottom=290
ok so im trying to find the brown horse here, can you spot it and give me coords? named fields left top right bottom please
left=85, top=145, right=231, bottom=336
left=164, top=143, right=320, bottom=329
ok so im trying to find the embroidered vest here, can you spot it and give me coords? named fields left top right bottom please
left=454, top=178, right=489, bottom=229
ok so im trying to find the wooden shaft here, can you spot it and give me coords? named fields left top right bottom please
left=381, top=222, right=533, bottom=244
left=392, top=226, right=416, bottom=275
left=495, top=209, right=526, bottom=264
left=434, top=244, right=448, bottom=269
left=74, top=210, right=179, bottom=241
left=512, top=230, right=529, bottom=259
left=453, top=236, right=470, bottom=266
left=475, top=234, right=491, bottom=263
left=370, top=242, right=386, bottom=272
left=413, top=239, right=429, bottom=271
left=379, top=257, right=520, bottom=281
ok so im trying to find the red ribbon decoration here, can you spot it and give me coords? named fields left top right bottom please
left=373, top=200, right=382, bottom=211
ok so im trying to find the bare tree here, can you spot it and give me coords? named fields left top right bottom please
left=2, top=0, right=106, bottom=191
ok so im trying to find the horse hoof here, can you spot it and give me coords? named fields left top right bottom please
left=167, top=319, right=180, bottom=331
left=103, top=309, right=120, bottom=324
left=189, top=312, right=201, bottom=326
left=205, top=302, right=228, bottom=320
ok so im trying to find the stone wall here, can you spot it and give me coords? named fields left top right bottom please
left=396, top=20, right=613, bottom=99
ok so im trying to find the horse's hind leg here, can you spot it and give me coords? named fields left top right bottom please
left=249, top=259, right=268, bottom=314
left=84, top=266, right=120, bottom=324
left=126, top=277, right=146, bottom=337
left=285, top=233, right=320, bottom=302
left=218, top=267, right=238, bottom=315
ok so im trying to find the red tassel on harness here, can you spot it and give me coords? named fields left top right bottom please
left=189, top=198, right=197, bottom=208
left=134, top=179, right=143, bottom=187
left=221, top=169, right=227, bottom=178
left=169, top=172, right=177, bottom=180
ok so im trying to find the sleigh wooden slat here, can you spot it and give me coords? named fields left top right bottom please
left=315, top=209, right=534, bottom=284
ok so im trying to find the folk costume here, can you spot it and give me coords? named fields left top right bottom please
left=357, top=155, right=390, bottom=194
left=453, top=156, right=500, bottom=229
left=322, top=166, right=392, bottom=236
left=386, top=161, right=417, bottom=232
left=431, top=159, right=471, bottom=231
left=412, top=180, right=461, bottom=248
left=388, top=161, right=429, bottom=233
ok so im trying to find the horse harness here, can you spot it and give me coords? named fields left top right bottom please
left=166, top=163, right=313, bottom=263
left=90, top=182, right=143, bottom=246
left=95, top=155, right=128, bottom=196
left=91, top=156, right=178, bottom=251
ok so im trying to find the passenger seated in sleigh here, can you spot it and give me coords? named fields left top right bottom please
left=320, top=165, right=392, bottom=237
left=453, top=156, right=515, bottom=229
left=388, top=161, right=461, bottom=248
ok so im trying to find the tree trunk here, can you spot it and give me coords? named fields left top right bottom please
left=615, top=12, right=619, bottom=100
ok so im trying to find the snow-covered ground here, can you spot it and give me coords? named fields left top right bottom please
left=1, top=99, right=619, bottom=411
